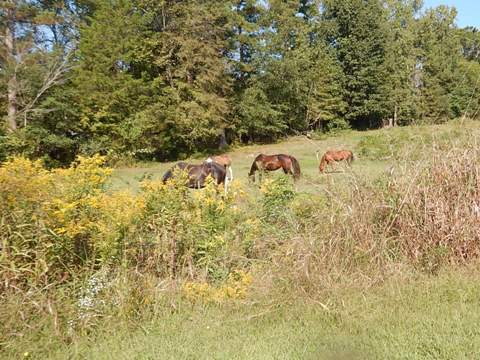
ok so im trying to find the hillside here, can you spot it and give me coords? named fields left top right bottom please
left=111, top=121, right=477, bottom=192
left=2, top=121, right=480, bottom=359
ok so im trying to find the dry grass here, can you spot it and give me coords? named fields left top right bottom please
left=2, top=121, right=480, bottom=358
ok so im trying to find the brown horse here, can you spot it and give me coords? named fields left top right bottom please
left=317, top=150, right=354, bottom=173
left=206, top=154, right=233, bottom=181
left=162, top=161, right=227, bottom=191
left=249, top=154, right=301, bottom=182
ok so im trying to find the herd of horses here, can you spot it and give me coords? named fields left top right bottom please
left=161, top=148, right=354, bottom=191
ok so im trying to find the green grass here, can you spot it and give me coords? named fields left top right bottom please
left=7, top=120, right=480, bottom=359
left=110, top=121, right=479, bottom=194
left=26, top=267, right=480, bottom=359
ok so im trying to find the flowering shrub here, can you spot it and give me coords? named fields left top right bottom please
left=0, top=156, right=141, bottom=287
left=139, top=175, right=251, bottom=280
left=0, top=157, right=258, bottom=289
left=260, top=175, right=295, bottom=221
left=182, top=270, right=253, bottom=303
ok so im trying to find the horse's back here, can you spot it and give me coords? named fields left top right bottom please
left=213, top=154, right=232, bottom=167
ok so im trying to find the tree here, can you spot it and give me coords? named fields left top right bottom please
left=458, top=26, right=480, bottom=62
left=381, top=0, right=421, bottom=126
left=233, top=0, right=345, bottom=140
left=0, top=0, right=70, bottom=132
left=415, top=5, right=461, bottom=122
left=323, top=0, right=389, bottom=128
left=72, top=0, right=233, bottom=158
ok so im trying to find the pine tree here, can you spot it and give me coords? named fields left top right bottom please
left=416, top=5, right=461, bottom=122
left=72, top=0, right=233, bottom=158
left=323, top=0, right=389, bottom=128
left=381, top=0, right=420, bottom=126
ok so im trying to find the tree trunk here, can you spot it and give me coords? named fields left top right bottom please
left=5, top=9, right=17, bottom=132
left=393, top=104, right=398, bottom=127
left=219, top=128, right=228, bottom=149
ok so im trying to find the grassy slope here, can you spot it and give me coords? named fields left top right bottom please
left=111, top=121, right=477, bottom=194
left=49, top=268, right=480, bottom=360
left=111, top=128, right=388, bottom=193
left=10, top=121, right=480, bottom=359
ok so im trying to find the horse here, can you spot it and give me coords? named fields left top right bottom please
left=248, top=154, right=301, bottom=182
left=162, top=161, right=227, bottom=191
left=206, top=154, right=233, bottom=181
left=317, top=150, right=354, bottom=173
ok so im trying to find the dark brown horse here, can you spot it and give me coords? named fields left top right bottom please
left=317, top=150, right=354, bottom=173
left=162, top=161, right=227, bottom=190
left=248, top=154, right=301, bottom=182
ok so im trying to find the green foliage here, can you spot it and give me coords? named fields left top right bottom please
left=233, top=86, right=286, bottom=142
left=450, top=59, right=480, bottom=119
left=416, top=6, right=461, bottom=123
left=2, top=0, right=480, bottom=163
left=3, top=127, right=480, bottom=357
left=323, top=0, right=390, bottom=128
left=356, top=133, right=398, bottom=160
left=380, top=0, right=420, bottom=126
left=260, top=175, right=296, bottom=221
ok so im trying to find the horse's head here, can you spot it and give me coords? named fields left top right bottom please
left=207, top=162, right=227, bottom=184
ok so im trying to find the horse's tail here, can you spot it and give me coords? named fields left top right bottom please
left=248, top=157, right=259, bottom=180
left=348, top=151, right=355, bottom=164
left=319, top=154, right=327, bottom=173
left=290, top=156, right=301, bottom=180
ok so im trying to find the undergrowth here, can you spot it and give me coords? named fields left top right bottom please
left=1, top=127, right=480, bottom=357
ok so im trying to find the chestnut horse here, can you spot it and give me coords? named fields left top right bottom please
left=162, top=161, right=227, bottom=191
left=206, top=154, right=233, bottom=181
left=317, top=150, right=354, bottom=173
left=249, top=154, right=301, bottom=182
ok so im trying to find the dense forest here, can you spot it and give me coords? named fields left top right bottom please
left=1, top=0, right=480, bottom=164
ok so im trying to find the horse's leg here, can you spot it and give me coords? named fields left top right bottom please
left=330, top=160, right=337, bottom=173
left=228, top=166, right=233, bottom=181
left=283, top=166, right=293, bottom=177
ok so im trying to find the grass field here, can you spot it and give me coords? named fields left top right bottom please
left=5, top=121, right=480, bottom=359
left=110, top=121, right=476, bottom=194
left=110, top=128, right=387, bottom=193
left=31, top=267, right=480, bottom=359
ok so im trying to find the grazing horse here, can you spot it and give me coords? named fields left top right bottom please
left=248, top=154, right=301, bottom=182
left=206, top=154, right=233, bottom=181
left=317, top=150, right=354, bottom=173
left=162, top=161, right=227, bottom=191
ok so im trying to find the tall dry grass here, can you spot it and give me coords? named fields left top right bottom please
left=259, top=135, right=480, bottom=296
left=1, top=131, right=480, bottom=351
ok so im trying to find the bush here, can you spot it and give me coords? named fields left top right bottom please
left=384, top=146, right=480, bottom=268
left=3, top=136, right=480, bottom=350
left=356, top=133, right=398, bottom=160
left=260, top=175, right=296, bottom=221
left=0, top=155, right=135, bottom=287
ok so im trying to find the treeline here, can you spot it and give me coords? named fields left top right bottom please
left=1, top=0, right=480, bottom=164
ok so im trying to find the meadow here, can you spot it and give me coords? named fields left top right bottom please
left=2, top=120, right=480, bottom=359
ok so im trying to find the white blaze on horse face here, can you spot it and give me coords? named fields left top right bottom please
left=206, top=158, right=213, bottom=163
